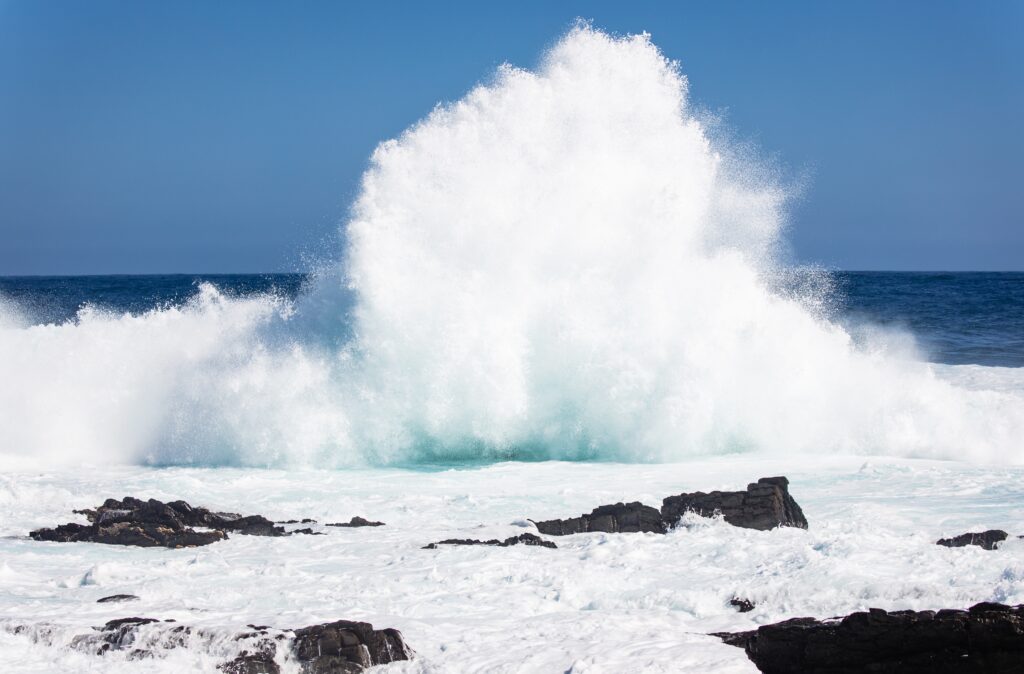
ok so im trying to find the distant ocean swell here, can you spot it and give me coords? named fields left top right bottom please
left=1, top=26, right=1022, bottom=467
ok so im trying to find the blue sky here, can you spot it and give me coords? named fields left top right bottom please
left=1, top=1, right=1021, bottom=273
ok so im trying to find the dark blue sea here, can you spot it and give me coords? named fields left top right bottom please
left=1, top=272, right=1022, bottom=367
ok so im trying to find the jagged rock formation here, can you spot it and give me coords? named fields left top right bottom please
left=423, top=533, right=556, bottom=549
left=532, top=477, right=807, bottom=536
left=715, top=602, right=1024, bottom=674
left=533, top=502, right=667, bottom=535
left=662, top=476, right=808, bottom=530
left=936, top=530, right=1009, bottom=550
left=29, top=497, right=308, bottom=548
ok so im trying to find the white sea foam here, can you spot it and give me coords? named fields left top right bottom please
left=1, top=25, right=1022, bottom=467
left=0, top=459, right=1021, bottom=672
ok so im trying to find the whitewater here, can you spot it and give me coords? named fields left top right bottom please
left=0, top=25, right=1022, bottom=673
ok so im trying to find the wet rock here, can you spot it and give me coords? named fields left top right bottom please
left=936, top=530, right=1008, bottom=550
left=28, top=496, right=305, bottom=548
left=292, top=620, right=412, bottom=673
left=715, top=602, right=1024, bottom=673
left=220, top=653, right=280, bottom=674
left=289, top=527, right=324, bottom=536
left=11, top=616, right=411, bottom=674
left=277, top=518, right=317, bottom=524
left=423, top=533, right=557, bottom=549
left=661, top=476, right=808, bottom=531
left=731, top=597, right=756, bottom=613
left=325, top=517, right=385, bottom=528
left=30, top=520, right=226, bottom=548
left=97, top=594, right=139, bottom=603
left=534, top=502, right=666, bottom=535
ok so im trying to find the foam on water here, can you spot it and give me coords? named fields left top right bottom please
left=0, top=458, right=1022, bottom=672
left=1, top=26, right=1022, bottom=467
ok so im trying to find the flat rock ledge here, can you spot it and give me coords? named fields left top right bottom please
left=7, top=616, right=411, bottom=674
left=533, top=476, right=807, bottom=536
left=423, top=533, right=556, bottom=549
left=29, top=497, right=313, bottom=548
left=714, top=602, right=1024, bottom=674
left=936, top=530, right=1010, bottom=550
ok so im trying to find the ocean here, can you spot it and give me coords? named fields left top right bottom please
left=1, top=25, right=1022, bottom=673
left=4, top=271, right=1023, bottom=367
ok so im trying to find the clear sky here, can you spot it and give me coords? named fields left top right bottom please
left=1, top=1, right=1021, bottom=274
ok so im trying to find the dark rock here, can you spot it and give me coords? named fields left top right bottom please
left=423, top=533, right=557, bottom=549
left=534, top=502, right=666, bottom=535
left=661, top=476, right=808, bottom=531
left=290, top=528, right=323, bottom=536
left=12, top=615, right=411, bottom=674
left=277, top=518, right=317, bottom=524
left=325, top=517, right=385, bottom=528
left=731, top=597, right=756, bottom=613
left=937, top=530, right=1008, bottom=551
left=715, top=601, right=1024, bottom=673
left=30, top=520, right=226, bottom=548
left=292, top=620, right=412, bottom=672
left=220, top=634, right=280, bottom=674
left=28, top=496, right=301, bottom=548
left=220, top=653, right=280, bottom=674
left=97, top=594, right=139, bottom=603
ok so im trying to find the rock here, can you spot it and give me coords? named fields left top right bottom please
left=661, top=476, right=808, bottom=531
left=534, top=502, right=666, bottom=535
left=292, top=620, right=412, bottom=673
left=936, top=530, right=1008, bottom=550
left=731, top=597, right=756, bottom=613
left=277, top=518, right=317, bottom=524
left=30, top=520, right=226, bottom=548
left=28, top=496, right=306, bottom=548
left=12, top=616, right=411, bottom=674
left=715, top=602, right=1024, bottom=673
left=97, top=594, right=139, bottom=603
left=423, top=533, right=557, bottom=549
left=325, top=517, right=385, bottom=528
left=220, top=654, right=280, bottom=674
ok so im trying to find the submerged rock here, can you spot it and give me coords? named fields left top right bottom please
left=715, top=602, right=1024, bottom=673
left=533, top=502, right=666, bottom=535
left=936, top=530, right=1009, bottom=550
left=29, top=497, right=317, bottom=548
left=97, top=594, right=140, bottom=603
left=661, top=476, right=808, bottom=530
left=730, top=597, right=756, bottom=613
left=325, top=516, right=385, bottom=528
left=423, top=533, right=557, bottom=549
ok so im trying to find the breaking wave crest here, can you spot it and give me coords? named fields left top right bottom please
left=1, top=26, right=1022, bottom=467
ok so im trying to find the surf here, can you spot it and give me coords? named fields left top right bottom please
left=1, top=25, right=1022, bottom=467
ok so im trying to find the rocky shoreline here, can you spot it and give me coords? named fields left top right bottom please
left=18, top=476, right=1024, bottom=672
left=6, top=616, right=411, bottom=674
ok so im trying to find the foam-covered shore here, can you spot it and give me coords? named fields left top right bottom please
left=2, top=457, right=1022, bottom=672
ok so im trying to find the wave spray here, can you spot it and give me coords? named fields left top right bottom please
left=2, top=26, right=1022, bottom=466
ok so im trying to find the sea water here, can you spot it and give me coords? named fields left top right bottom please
left=0, top=25, right=1022, bottom=672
